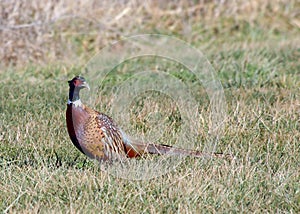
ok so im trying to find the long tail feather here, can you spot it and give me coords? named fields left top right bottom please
left=125, top=142, right=231, bottom=159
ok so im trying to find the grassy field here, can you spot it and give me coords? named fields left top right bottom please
left=0, top=0, right=299, bottom=213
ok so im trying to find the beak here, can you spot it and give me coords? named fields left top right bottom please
left=82, top=81, right=90, bottom=91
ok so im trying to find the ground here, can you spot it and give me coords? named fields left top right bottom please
left=0, top=0, right=299, bottom=212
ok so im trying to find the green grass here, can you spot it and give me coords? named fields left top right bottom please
left=1, top=0, right=299, bottom=213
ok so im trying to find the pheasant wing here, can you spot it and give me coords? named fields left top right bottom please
left=82, top=108, right=127, bottom=161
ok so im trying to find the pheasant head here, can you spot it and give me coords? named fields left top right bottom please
left=68, top=76, right=90, bottom=106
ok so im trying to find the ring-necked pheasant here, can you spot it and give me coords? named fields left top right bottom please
left=66, top=76, right=227, bottom=162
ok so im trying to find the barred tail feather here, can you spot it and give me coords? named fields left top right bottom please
left=125, top=142, right=231, bottom=159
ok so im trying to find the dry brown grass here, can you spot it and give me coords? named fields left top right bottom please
left=1, top=0, right=299, bottom=67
